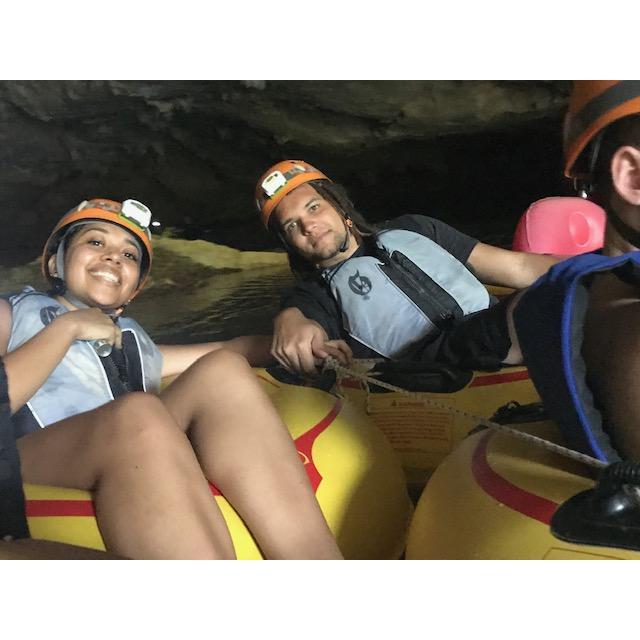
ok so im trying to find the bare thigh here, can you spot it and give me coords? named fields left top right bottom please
left=17, top=393, right=170, bottom=491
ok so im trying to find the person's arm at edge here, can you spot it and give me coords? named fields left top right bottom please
left=467, top=242, right=565, bottom=289
left=0, top=300, right=88, bottom=413
left=400, top=214, right=564, bottom=289
left=159, top=335, right=274, bottom=378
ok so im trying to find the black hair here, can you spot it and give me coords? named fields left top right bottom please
left=45, top=224, right=86, bottom=297
left=268, top=179, right=379, bottom=280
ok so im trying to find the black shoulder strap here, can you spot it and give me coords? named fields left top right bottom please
left=0, top=358, right=30, bottom=540
left=98, top=332, right=144, bottom=398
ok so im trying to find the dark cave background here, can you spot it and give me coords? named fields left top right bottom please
left=0, top=80, right=572, bottom=267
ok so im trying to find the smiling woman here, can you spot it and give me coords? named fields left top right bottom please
left=61, top=224, right=142, bottom=309
left=0, top=197, right=343, bottom=559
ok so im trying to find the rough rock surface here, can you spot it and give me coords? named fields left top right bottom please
left=0, top=80, right=571, bottom=266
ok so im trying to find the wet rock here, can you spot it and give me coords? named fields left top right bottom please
left=0, top=80, right=571, bottom=266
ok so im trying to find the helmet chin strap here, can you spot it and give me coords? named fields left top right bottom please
left=51, top=238, right=91, bottom=310
left=338, top=216, right=353, bottom=253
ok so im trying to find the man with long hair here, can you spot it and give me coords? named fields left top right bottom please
left=256, top=160, right=560, bottom=376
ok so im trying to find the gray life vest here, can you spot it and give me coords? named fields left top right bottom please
left=6, top=287, right=163, bottom=433
left=321, top=229, right=491, bottom=358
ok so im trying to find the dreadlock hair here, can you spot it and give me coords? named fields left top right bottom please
left=268, top=179, right=379, bottom=281
left=589, top=114, right=640, bottom=206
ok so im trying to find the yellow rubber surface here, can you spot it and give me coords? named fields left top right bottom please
left=25, top=369, right=412, bottom=559
left=406, top=421, right=640, bottom=559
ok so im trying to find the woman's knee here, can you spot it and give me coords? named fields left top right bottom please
left=17, top=394, right=187, bottom=489
left=93, top=393, right=184, bottom=454
left=189, top=349, right=253, bottom=382
left=109, top=392, right=169, bottom=422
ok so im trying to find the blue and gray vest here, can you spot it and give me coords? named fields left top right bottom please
left=514, top=252, right=640, bottom=463
left=321, top=229, right=491, bottom=358
left=6, top=287, right=163, bottom=437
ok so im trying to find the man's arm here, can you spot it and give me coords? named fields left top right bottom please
left=467, top=242, right=564, bottom=289
left=270, top=281, right=352, bottom=375
left=159, top=335, right=274, bottom=378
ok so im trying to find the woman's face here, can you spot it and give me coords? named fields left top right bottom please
left=54, top=222, right=142, bottom=310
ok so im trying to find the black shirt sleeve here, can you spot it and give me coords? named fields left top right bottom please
left=384, top=214, right=479, bottom=264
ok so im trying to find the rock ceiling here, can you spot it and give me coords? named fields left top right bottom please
left=0, top=80, right=571, bottom=265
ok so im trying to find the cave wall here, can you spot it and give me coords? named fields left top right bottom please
left=0, top=80, right=571, bottom=266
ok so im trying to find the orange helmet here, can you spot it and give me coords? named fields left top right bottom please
left=42, top=198, right=154, bottom=297
left=255, top=160, right=331, bottom=227
left=563, top=80, right=640, bottom=179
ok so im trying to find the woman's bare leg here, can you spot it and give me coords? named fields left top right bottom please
left=17, top=393, right=235, bottom=559
left=161, top=350, right=343, bottom=559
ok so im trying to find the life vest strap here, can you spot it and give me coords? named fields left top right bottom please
left=0, top=359, right=30, bottom=540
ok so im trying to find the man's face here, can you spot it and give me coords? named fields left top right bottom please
left=272, top=183, right=357, bottom=268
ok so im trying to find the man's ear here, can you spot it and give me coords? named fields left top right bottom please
left=47, top=254, right=58, bottom=277
left=611, top=145, right=640, bottom=205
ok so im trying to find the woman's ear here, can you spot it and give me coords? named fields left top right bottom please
left=611, top=145, right=640, bottom=206
left=47, top=254, right=58, bottom=278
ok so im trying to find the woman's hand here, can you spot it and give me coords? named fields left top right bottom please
left=57, top=308, right=122, bottom=349
left=0, top=302, right=121, bottom=414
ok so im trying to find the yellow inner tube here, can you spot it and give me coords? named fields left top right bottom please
left=24, top=369, right=413, bottom=559
left=406, top=420, right=640, bottom=559
left=339, top=365, right=540, bottom=487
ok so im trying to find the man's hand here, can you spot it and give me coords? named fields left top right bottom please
left=321, top=340, right=353, bottom=369
left=272, top=308, right=352, bottom=375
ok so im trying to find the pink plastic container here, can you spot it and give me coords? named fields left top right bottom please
left=512, top=197, right=605, bottom=255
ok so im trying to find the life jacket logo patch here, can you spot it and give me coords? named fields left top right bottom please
left=40, top=306, right=61, bottom=327
left=348, top=271, right=372, bottom=298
